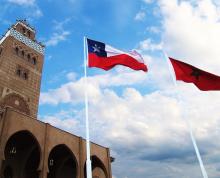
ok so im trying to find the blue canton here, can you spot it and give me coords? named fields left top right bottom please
left=87, top=38, right=107, bottom=57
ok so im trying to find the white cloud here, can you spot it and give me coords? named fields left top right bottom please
left=45, top=31, right=70, bottom=46
left=45, top=19, right=71, bottom=47
left=138, top=38, right=163, bottom=51
left=7, top=0, right=35, bottom=6
left=40, top=70, right=148, bottom=105
left=40, top=110, right=82, bottom=136
left=40, top=76, right=220, bottom=177
left=160, top=0, right=220, bottom=74
left=40, top=66, right=220, bottom=156
left=39, top=53, right=220, bottom=177
left=39, top=1, right=220, bottom=177
left=134, top=11, right=146, bottom=21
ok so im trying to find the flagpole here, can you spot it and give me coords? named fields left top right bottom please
left=84, top=36, right=92, bottom=178
left=163, top=51, right=208, bottom=178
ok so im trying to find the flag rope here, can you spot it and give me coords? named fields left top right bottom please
left=84, top=36, right=92, bottom=178
left=163, top=51, right=208, bottom=178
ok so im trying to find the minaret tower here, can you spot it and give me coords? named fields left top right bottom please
left=0, top=20, right=44, bottom=118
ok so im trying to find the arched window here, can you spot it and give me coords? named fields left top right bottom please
left=22, top=27, right=26, bottom=35
left=23, top=72, right=28, bottom=80
left=21, top=50, right=25, bottom=57
left=15, top=47, right=19, bottom=55
left=27, top=54, right=30, bottom=61
left=15, top=66, right=29, bottom=81
left=32, top=57, right=37, bottom=65
left=16, top=69, right=21, bottom=76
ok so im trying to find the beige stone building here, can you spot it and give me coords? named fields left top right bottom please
left=0, top=20, right=113, bottom=178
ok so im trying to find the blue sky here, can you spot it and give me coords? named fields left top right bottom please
left=2, top=0, right=220, bottom=178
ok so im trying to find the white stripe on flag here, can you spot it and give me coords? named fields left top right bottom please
left=105, top=44, right=144, bottom=63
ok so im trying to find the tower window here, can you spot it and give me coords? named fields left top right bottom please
left=14, top=47, right=37, bottom=66
left=16, top=66, right=29, bottom=80
left=0, top=47, right=2, bottom=55
left=16, top=69, right=21, bottom=76
left=32, top=57, right=37, bottom=65
left=21, top=50, right=25, bottom=57
left=23, top=72, right=28, bottom=80
left=22, top=27, right=26, bottom=35
left=15, top=47, right=19, bottom=55
left=27, top=54, right=30, bottom=60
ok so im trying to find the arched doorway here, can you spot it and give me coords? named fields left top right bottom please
left=3, top=166, right=13, bottom=178
left=47, top=144, right=77, bottom=178
left=84, top=156, right=107, bottom=178
left=1, top=130, right=41, bottom=178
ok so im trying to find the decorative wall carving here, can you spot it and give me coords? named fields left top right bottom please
left=10, top=29, right=44, bottom=54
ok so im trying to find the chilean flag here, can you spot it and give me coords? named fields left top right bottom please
left=87, top=38, right=147, bottom=72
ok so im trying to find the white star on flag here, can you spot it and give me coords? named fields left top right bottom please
left=92, top=44, right=101, bottom=53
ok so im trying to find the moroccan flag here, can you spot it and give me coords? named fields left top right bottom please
left=87, top=38, right=147, bottom=72
left=169, top=57, right=220, bottom=91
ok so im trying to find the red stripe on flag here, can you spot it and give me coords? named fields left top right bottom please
left=88, top=53, right=147, bottom=72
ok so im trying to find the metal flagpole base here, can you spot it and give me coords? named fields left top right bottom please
left=86, top=159, right=92, bottom=178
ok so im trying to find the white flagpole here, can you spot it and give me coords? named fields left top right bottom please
left=163, top=51, right=208, bottom=178
left=84, top=36, right=92, bottom=178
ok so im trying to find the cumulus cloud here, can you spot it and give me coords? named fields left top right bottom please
left=160, top=0, right=220, bottom=74
left=40, top=75, right=220, bottom=178
left=39, top=0, right=220, bottom=177
left=40, top=109, right=86, bottom=140
left=40, top=70, right=148, bottom=105
left=40, top=69, right=220, bottom=155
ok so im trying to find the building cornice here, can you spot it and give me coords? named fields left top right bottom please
left=0, top=29, right=45, bottom=55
